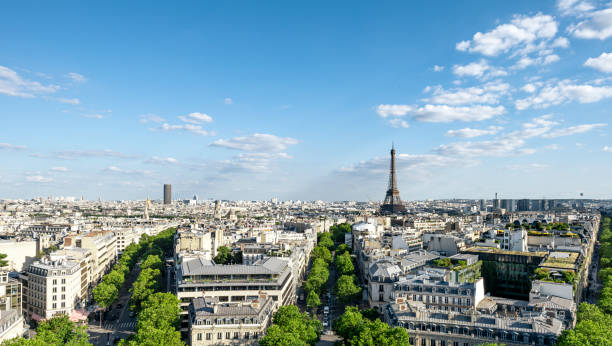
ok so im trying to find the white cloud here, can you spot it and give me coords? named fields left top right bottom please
left=83, top=114, right=104, bottom=119
left=337, top=153, right=468, bottom=177
left=388, top=119, right=410, bottom=128
left=218, top=152, right=292, bottom=173
left=376, top=104, right=412, bottom=118
left=145, top=156, right=178, bottom=165
left=452, top=60, right=507, bottom=79
left=551, top=37, right=570, bottom=48
left=545, top=144, right=560, bottom=150
left=423, top=81, right=509, bottom=105
left=521, top=83, right=539, bottom=93
left=585, top=52, right=612, bottom=72
left=557, top=0, right=595, bottom=16
left=50, top=149, right=137, bottom=160
left=433, top=65, right=444, bottom=72
left=542, top=123, right=607, bottom=138
left=604, top=146, right=612, bottom=152
left=177, top=112, right=213, bottom=124
left=158, top=123, right=210, bottom=136
left=224, top=97, right=233, bottom=105
left=411, top=104, right=505, bottom=123
left=0, top=66, right=60, bottom=98
left=435, top=138, right=535, bottom=158
left=139, top=114, right=165, bottom=123
left=0, top=143, right=27, bottom=150
left=446, top=126, right=503, bottom=138
left=50, top=166, right=69, bottom=172
left=456, top=14, right=558, bottom=56
left=210, top=133, right=298, bottom=152
left=26, top=175, right=53, bottom=183
left=515, top=80, right=612, bottom=110
left=103, top=166, right=151, bottom=176
left=513, top=54, right=560, bottom=69
left=66, top=72, right=86, bottom=83
left=57, top=98, right=80, bottom=105
left=569, top=7, right=612, bottom=39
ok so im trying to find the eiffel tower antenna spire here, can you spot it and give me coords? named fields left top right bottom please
left=380, top=145, right=406, bottom=215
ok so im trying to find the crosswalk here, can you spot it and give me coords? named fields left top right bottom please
left=102, top=321, right=136, bottom=330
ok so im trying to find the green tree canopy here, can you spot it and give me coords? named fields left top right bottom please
left=333, top=306, right=409, bottom=346
left=335, top=275, right=361, bottom=304
left=336, top=252, right=354, bottom=276
left=141, top=254, right=164, bottom=272
left=3, top=315, right=91, bottom=346
left=317, top=232, right=334, bottom=250
left=93, top=282, right=118, bottom=310
left=259, top=305, right=322, bottom=346
left=311, top=246, right=332, bottom=264
left=306, top=290, right=321, bottom=310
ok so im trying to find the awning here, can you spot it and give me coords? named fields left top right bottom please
left=70, top=309, right=89, bottom=322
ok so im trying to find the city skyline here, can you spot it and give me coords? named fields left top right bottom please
left=2, top=1, right=612, bottom=201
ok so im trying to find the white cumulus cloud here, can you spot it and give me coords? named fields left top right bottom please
left=210, top=133, right=298, bottom=152
left=584, top=52, right=612, bottom=72
left=569, top=7, right=612, bottom=40
left=0, top=66, right=60, bottom=98
left=446, top=126, right=503, bottom=138
left=178, top=112, right=213, bottom=124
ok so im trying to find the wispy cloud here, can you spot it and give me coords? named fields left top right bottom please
left=157, top=123, right=211, bottom=136
left=57, top=97, right=80, bottom=105
left=49, top=149, right=138, bottom=160
left=515, top=79, right=612, bottom=110
left=224, top=97, right=233, bottom=105
left=103, top=166, right=151, bottom=176
left=144, top=156, right=178, bottom=165
left=66, top=72, right=86, bottom=83
left=211, top=133, right=298, bottom=152
left=446, top=126, right=503, bottom=138
left=26, top=175, right=53, bottom=183
left=139, top=114, right=165, bottom=123
left=568, top=7, right=612, bottom=40
left=83, top=114, right=104, bottom=119
left=542, top=123, right=607, bottom=138
left=177, top=112, right=213, bottom=124
left=0, top=65, right=60, bottom=98
left=0, top=143, right=27, bottom=150
left=50, top=166, right=69, bottom=172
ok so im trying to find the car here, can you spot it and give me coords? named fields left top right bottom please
left=129, top=311, right=135, bottom=318
left=324, top=306, right=329, bottom=313
left=323, top=321, right=328, bottom=327
left=117, top=303, right=123, bottom=309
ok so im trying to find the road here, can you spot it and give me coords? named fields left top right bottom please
left=88, top=264, right=140, bottom=346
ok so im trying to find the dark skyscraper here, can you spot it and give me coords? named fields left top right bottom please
left=381, top=145, right=406, bottom=215
left=163, top=184, right=172, bottom=205
left=517, top=199, right=530, bottom=212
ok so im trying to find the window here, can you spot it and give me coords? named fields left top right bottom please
left=61, top=294, right=65, bottom=300
left=197, top=333, right=202, bottom=341
left=52, top=303, right=57, bottom=308
left=61, top=302, right=65, bottom=307
left=53, top=287, right=57, bottom=293
left=53, top=279, right=57, bottom=285
left=234, top=332, right=239, bottom=339
left=244, top=332, right=250, bottom=339
left=217, top=332, right=222, bottom=339
left=206, top=333, right=211, bottom=340
left=53, top=295, right=57, bottom=301
left=61, top=279, right=66, bottom=284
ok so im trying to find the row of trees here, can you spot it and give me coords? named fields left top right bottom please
left=93, top=228, right=176, bottom=324
left=121, top=228, right=184, bottom=345
left=333, top=234, right=361, bottom=304
left=333, top=306, right=409, bottom=345
left=259, top=305, right=323, bottom=346
left=305, top=234, right=333, bottom=312
left=557, top=215, right=612, bottom=344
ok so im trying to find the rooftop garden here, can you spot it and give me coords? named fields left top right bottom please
left=534, top=267, right=575, bottom=285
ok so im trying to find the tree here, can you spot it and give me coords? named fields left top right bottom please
left=336, top=252, right=354, bottom=276
left=138, top=292, right=181, bottom=330
left=335, top=275, right=361, bottom=304
left=258, top=325, right=303, bottom=346
left=93, top=282, right=118, bottom=327
left=336, top=243, right=350, bottom=256
left=311, top=246, right=332, bottom=264
left=306, top=290, right=321, bottom=311
left=260, top=305, right=322, bottom=346
left=141, top=254, right=164, bottom=272
left=317, top=233, right=334, bottom=250
left=0, top=253, right=8, bottom=267
left=2, top=315, right=92, bottom=345
left=333, top=306, right=364, bottom=341
left=125, top=324, right=184, bottom=346
left=130, top=268, right=161, bottom=312
left=331, top=223, right=352, bottom=244
left=103, top=269, right=125, bottom=290
left=214, top=246, right=234, bottom=264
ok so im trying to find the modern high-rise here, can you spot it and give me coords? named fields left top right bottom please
left=164, top=184, right=172, bottom=205
left=517, top=199, right=530, bottom=212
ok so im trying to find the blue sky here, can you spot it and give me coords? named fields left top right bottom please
left=1, top=0, right=612, bottom=201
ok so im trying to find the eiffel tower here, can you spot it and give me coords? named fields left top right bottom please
left=380, top=144, right=406, bottom=214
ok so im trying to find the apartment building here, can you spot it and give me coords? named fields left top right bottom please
left=63, top=230, right=116, bottom=283
left=113, top=228, right=140, bottom=255
left=188, top=296, right=274, bottom=346
left=22, top=256, right=84, bottom=321
left=0, top=271, right=24, bottom=342
left=176, top=257, right=294, bottom=333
